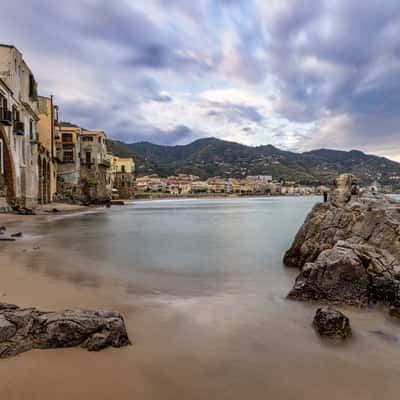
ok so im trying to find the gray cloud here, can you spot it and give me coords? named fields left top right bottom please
left=207, top=104, right=264, bottom=123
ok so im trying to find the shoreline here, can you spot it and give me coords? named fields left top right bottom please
left=0, top=202, right=104, bottom=226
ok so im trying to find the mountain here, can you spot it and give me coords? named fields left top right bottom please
left=106, top=137, right=400, bottom=188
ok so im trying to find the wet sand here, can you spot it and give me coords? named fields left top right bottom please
left=1, top=211, right=400, bottom=399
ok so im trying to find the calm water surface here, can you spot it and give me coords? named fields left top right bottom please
left=40, top=196, right=315, bottom=297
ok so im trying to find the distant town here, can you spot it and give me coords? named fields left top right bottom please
left=135, top=174, right=330, bottom=198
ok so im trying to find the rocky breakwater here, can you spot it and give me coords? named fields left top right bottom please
left=284, top=174, right=400, bottom=316
left=0, top=303, right=131, bottom=358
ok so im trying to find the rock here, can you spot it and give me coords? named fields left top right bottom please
left=284, top=174, right=400, bottom=315
left=313, top=307, right=352, bottom=338
left=288, top=242, right=370, bottom=304
left=0, top=304, right=131, bottom=358
left=11, top=232, right=22, bottom=238
left=389, top=306, right=400, bottom=319
left=13, top=207, right=36, bottom=216
left=329, top=173, right=359, bottom=207
left=0, top=317, right=17, bottom=342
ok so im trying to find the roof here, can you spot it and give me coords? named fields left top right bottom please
left=0, top=44, right=15, bottom=49
left=81, top=129, right=106, bottom=137
left=58, top=121, right=80, bottom=128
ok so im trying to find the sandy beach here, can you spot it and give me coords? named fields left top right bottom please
left=1, top=204, right=400, bottom=400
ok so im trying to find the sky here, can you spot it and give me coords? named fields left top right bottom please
left=1, top=0, right=400, bottom=161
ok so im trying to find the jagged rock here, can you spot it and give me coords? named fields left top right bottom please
left=284, top=174, right=400, bottom=313
left=0, top=317, right=17, bottom=342
left=329, top=173, right=359, bottom=207
left=313, top=307, right=352, bottom=338
left=0, top=304, right=131, bottom=358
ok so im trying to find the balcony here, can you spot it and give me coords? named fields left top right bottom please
left=15, top=121, right=25, bottom=136
left=100, top=159, right=111, bottom=168
left=0, top=108, right=12, bottom=126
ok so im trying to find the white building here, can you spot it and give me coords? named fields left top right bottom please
left=246, top=175, right=273, bottom=182
left=0, top=44, right=40, bottom=208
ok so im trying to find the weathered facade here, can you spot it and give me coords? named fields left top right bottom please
left=107, top=154, right=135, bottom=199
left=37, top=96, right=58, bottom=203
left=0, top=45, right=39, bottom=208
left=79, top=130, right=111, bottom=203
left=55, top=123, right=82, bottom=202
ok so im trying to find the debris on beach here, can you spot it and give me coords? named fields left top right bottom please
left=10, top=232, right=22, bottom=238
left=12, top=207, right=36, bottom=216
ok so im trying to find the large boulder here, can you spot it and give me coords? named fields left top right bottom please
left=313, top=307, right=352, bottom=338
left=284, top=174, right=400, bottom=314
left=0, top=304, right=131, bottom=359
left=330, top=173, right=359, bottom=207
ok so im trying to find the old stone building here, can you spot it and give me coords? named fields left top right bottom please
left=0, top=44, right=40, bottom=208
left=79, top=130, right=111, bottom=203
left=55, top=122, right=82, bottom=202
left=107, top=154, right=135, bottom=199
left=37, top=96, right=58, bottom=204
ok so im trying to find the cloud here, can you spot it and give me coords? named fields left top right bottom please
left=0, top=0, right=399, bottom=160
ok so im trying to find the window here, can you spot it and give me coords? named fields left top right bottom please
left=12, top=106, right=18, bottom=129
left=63, top=151, right=74, bottom=162
left=98, top=137, right=101, bottom=143
left=29, top=74, right=37, bottom=98
left=62, top=133, right=73, bottom=142
left=121, top=165, right=126, bottom=173
left=82, top=136, right=93, bottom=142
left=86, top=151, right=91, bottom=165
left=0, top=138, right=3, bottom=175
left=0, top=94, right=6, bottom=119
left=29, top=119, right=34, bottom=141
left=21, top=137, right=25, bottom=164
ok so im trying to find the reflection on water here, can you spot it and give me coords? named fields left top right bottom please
left=35, top=197, right=316, bottom=297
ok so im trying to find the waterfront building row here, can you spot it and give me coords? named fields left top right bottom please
left=135, top=174, right=329, bottom=196
left=0, top=44, right=135, bottom=209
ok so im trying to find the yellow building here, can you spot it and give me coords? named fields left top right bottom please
left=207, top=178, right=226, bottom=193
left=37, top=96, right=58, bottom=203
left=107, top=153, right=135, bottom=199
